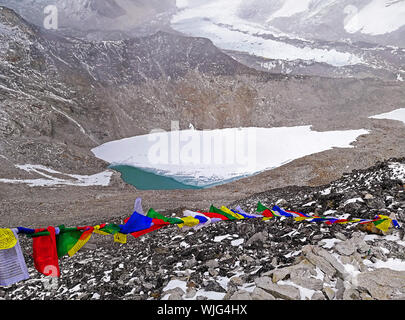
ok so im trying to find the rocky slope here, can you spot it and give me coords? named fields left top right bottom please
left=1, top=157, right=404, bottom=300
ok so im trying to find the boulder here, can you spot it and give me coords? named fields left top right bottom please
left=271, top=259, right=315, bottom=283
left=312, top=246, right=348, bottom=279
left=323, top=286, right=335, bottom=300
left=356, top=268, right=405, bottom=300
left=343, top=288, right=360, bottom=300
left=255, top=277, right=300, bottom=300
left=302, top=245, right=336, bottom=278
left=311, top=291, right=326, bottom=300
left=251, top=287, right=276, bottom=300
left=246, top=232, right=268, bottom=246
left=230, top=290, right=252, bottom=300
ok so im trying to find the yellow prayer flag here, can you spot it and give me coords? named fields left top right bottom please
left=114, top=233, right=127, bottom=244
left=68, top=233, right=93, bottom=257
left=375, top=216, right=392, bottom=233
left=221, top=206, right=244, bottom=220
left=178, top=216, right=200, bottom=229
left=294, top=217, right=310, bottom=222
left=0, top=228, right=17, bottom=250
left=93, top=225, right=111, bottom=236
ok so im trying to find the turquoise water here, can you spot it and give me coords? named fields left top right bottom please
left=110, top=165, right=203, bottom=190
left=110, top=165, right=253, bottom=190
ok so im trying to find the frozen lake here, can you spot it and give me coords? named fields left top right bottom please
left=91, top=126, right=368, bottom=190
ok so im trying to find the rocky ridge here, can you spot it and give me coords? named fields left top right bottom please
left=1, top=157, right=404, bottom=300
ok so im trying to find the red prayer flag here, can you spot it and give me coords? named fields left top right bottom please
left=32, top=226, right=60, bottom=277
left=262, top=209, right=274, bottom=218
left=197, top=212, right=229, bottom=221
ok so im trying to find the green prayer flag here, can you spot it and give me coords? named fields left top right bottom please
left=209, top=205, right=238, bottom=220
left=56, top=226, right=83, bottom=258
left=257, top=202, right=268, bottom=213
left=100, top=224, right=121, bottom=235
left=147, top=209, right=183, bottom=225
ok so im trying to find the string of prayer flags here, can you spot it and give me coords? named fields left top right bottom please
left=0, top=198, right=402, bottom=287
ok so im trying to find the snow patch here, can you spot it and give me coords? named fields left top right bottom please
left=370, top=108, right=405, bottom=125
left=0, top=164, right=113, bottom=187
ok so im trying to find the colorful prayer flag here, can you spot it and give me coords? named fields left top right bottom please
left=0, top=228, right=17, bottom=250
left=209, top=205, right=238, bottom=220
left=0, top=229, right=30, bottom=286
left=32, top=227, right=60, bottom=277
left=120, top=211, right=153, bottom=234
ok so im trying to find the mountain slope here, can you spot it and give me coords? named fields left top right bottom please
left=171, top=0, right=405, bottom=80
left=0, top=0, right=177, bottom=39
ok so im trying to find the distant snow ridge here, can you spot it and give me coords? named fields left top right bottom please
left=267, top=0, right=313, bottom=21
left=344, top=0, right=405, bottom=35
left=171, top=0, right=365, bottom=67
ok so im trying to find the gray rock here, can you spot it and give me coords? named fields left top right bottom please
left=343, top=288, right=360, bottom=300
left=312, top=246, right=348, bottom=279
left=271, top=259, right=315, bottom=283
left=290, top=273, right=323, bottom=291
left=359, top=292, right=374, bottom=300
left=335, top=241, right=356, bottom=256
left=229, top=276, right=244, bottom=286
left=323, top=286, right=335, bottom=300
left=230, top=290, right=252, bottom=300
left=185, top=257, right=197, bottom=269
left=203, top=280, right=226, bottom=293
left=311, top=291, right=326, bottom=300
left=255, top=277, right=300, bottom=300
left=168, top=292, right=184, bottom=300
left=185, top=288, right=197, bottom=299
left=164, top=287, right=185, bottom=300
left=208, top=268, right=219, bottom=277
left=357, top=268, right=405, bottom=300
left=335, top=279, right=345, bottom=300
left=246, top=232, right=268, bottom=246
left=205, top=259, right=219, bottom=269
left=335, top=233, right=347, bottom=241
left=251, top=287, right=276, bottom=300
left=302, top=245, right=336, bottom=278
